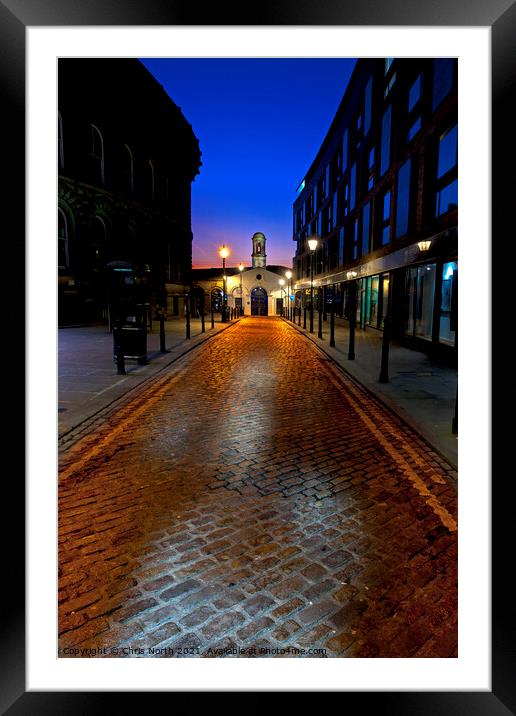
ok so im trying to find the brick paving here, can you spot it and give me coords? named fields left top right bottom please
left=58, top=317, right=457, bottom=658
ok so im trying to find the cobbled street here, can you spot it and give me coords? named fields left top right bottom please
left=58, top=317, right=457, bottom=658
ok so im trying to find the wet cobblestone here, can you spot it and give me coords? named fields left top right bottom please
left=58, top=317, right=457, bottom=658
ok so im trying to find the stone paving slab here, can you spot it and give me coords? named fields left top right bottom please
left=58, top=317, right=457, bottom=659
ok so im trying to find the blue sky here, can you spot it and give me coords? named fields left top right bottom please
left=140, top=58, right=356, bottom=268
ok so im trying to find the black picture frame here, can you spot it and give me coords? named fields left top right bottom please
left=3, top=0, right=510, bottom=709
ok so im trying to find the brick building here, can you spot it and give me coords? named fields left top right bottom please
left=292, top=58, right=457, bottom=361
left=58, top=59, right=201, bottom=325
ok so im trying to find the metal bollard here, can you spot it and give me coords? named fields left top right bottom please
left=303, top=306, right=307, bottom=329
left=211, top=309, right=215, bottom=329
left=330, top=307, right=335, bottom=347
left=201, top=309, right=205, bottom=333
left=318, top=308, right=323, bottom=339
left=185, top=296, right=191, bottom=339
left=113, top=324, right=126, bottom=375
left=298, top=306, right=301, bottom=327
left=159, top=312, right=166, bottom=353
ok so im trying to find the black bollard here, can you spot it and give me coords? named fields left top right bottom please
left=303, top=306, right=307, bottom=329
left=348, top=284, right=356, bottom=360
left=201, top=308, right=205, bottom=333
left=378, top=279, right=392, bottom=382
left=159, top=312, right=166, bottom=353
left=452, top=385, right=458, bottom=434
left=113, top=323, right=126, bottom=375
left=185, top=296, right=191, bottom=339
left=318, top=308, right=323, bottom=339
left=298, top=306, right=301, bottom=327
left=378, top=314, right=390, bottom=383
left=309, top=304, right=314, bottom=333
left=211, top=309, right=215, bottom=329
left=330, top=306, right=335, bottom=347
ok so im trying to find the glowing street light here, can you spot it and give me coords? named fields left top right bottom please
left=219, top=244, right=230, bottom=322
left=307, top=236, right=319, bottom=333
left=238, top=263, right=244, bottom=316
left=285, top=270, right=293, bottom=320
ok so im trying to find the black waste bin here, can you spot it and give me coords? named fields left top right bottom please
left=113, top=325, right=147, bottom=365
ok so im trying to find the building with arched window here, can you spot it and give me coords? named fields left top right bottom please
left=58, top=58, right=202, bottom=325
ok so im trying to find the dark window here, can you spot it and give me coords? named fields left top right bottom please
left=432, top=58, right=454, bottom=111
left=382, top=190, right=391, bottom=245
left=367, top=147, right=375, bottom=191
left=58, top=112, right=64, bottom=169
left=380, top=106, right=392, bottom=177
left=395, top=158, right=411, bottom=238
left=353, top=219, right=359, bottom=260
left=408, top=116, right=422, bottom=142
left=362, top=202, right=371, bottom=256
left=58, top=208, right=69, bottom=268
left=90, top=124, right=104, bottom=183
left=408, top=75, right=422, bottom=112
left=364, top=76, right=372, bottom=136
left=350, top=163, right=356, bottom=210
left=435, top=124, right=458, bottom=216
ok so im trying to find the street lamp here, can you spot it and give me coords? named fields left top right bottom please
left=238, top=263, right=244, bottom=316
left=307, top=236, right=319, bottom=333
left=285, top=270, right=292, bottom=320
left=219, top=244, right=229, bottom=322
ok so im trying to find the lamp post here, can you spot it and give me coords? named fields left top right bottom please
left=308, top=236, right=319, bottom=333
left=219, top=244, right=229, bottom=322
left=238, top=263, right=244, bottom=316
left=285, top=270, right=292, bottom=320
left=278, top=278, right=286, bottom=316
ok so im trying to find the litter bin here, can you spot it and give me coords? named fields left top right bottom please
left=113, top=324, right=147, bottom=365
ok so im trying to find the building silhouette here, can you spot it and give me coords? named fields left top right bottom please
left=58, top=58, right=201, bottom=326
left=292, top=58, right=457, bottom=360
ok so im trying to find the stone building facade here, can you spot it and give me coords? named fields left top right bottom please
left=58, top=58, right=201, bottom=325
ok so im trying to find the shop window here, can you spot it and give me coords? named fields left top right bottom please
left=435, top=124, right=458, bottom=216
left=380, top=106, right=392, bottom=176
left=432, top=58, right=455, bottom=111
left=58, top=208, right=69, bottom=268
left=406, top=264, right=437, bottom=341
left=395, top=158, right=411, bottom=238
left=368, top=275, right=380, bottom=327
left=439, top=261, right=458, bottom=345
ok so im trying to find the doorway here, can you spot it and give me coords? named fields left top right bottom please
left=251, top=287, right=268, bottom=316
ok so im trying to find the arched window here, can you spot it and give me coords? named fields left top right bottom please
left=90, top=216, right=106, bottom=270
left=148, top=160, right=155, bottom=200
left=90, top=124, right=105, bottom=183
left=58, top=112, right=64, bottom=169
left=123, top=144, right=134, bottom=193
left=58, top=208, right=69, bottom=268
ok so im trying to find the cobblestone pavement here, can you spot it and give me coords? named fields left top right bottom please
left=58, top=317, right=457, bottom=659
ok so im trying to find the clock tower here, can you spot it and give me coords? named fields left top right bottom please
left=251, top=232, right=267, bottom=268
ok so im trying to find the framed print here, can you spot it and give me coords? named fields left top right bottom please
left=2, top=0, right=511, bottom=709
